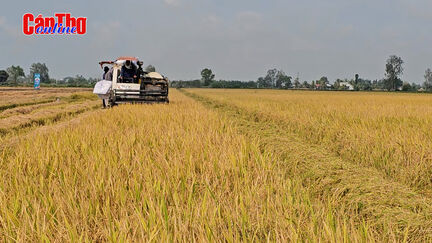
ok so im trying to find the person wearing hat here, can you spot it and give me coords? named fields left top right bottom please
left=120, top=60, right=137, bottom=82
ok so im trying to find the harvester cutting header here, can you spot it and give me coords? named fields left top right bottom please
left=93, top=57, right=169, bottom=107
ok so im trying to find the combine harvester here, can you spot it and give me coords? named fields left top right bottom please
left=94, top=57, right=169, bottom=107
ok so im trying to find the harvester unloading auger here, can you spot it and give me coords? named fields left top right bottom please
left=93, top=57, right=169, bottom=106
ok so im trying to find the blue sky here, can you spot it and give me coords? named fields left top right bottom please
left=1, top=0, right=431, bottom=83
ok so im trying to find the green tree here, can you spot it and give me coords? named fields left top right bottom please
left=276, top=71, right=292, bottom=89
left=6, top=65, right=25, bottom=84
left=372, top=79, right=385, bottom=90
left=264, top=69, right=278, bottom=88
left=423, top=68, right=432, bottom=91
left=145, top=65, right=156, bottom=73
left=402, top=82, right=412, bottom=91
left=293, top=76, right=300, bottom=88
left=317, top=76, right=329, bottom=90
left=30, top=63, right=50, bottom=83
left=201, top=68, right=215, bottom=86
left=0, top=70, right=9, bottom=83
left=333, top=79, right=342, bottom=90
left=356, top=79, right=372, bottom=91
left=411, top=82, right=421, bottom=91
left=257, top=77, right=267, bottom=88
left=258, top=69, right=291, bottom=89
left=384, top=55, right=404, bottom=91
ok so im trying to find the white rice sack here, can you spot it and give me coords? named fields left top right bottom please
left=93, top=80, right=112, bottom=95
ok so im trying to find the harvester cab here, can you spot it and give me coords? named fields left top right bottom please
left=94, top=56, right=169, bottom=106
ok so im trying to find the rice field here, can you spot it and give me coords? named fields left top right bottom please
left=0, top=87, right=431, bottom=241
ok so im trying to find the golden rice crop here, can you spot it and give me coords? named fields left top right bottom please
left=182, top=88, right=432, bottom=241
left=1, top=88, right=431, bottom=241
left=0, top=92, right=99, bottom=143
left=187, top=89, right=432, bottom=195
left=0, top=100, right=99, bottom=135
left=0, top=88, right=92, bottom=111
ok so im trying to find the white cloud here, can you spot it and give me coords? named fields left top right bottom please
left=90, top=21, right=121, bottom=49
left=1, top=0, right=432, bottom=82
left=203, top=15, right=221, bottom=26
left=0, top=16, right=19, bottom=37
left=235, top=11, right=263, bottom=32
left=163, top=0, right=180, bottom=7
left=0, top=16, right=32, bottom=45
left=236, top=11, right=262, bottom=23
left=399, top=0, right=432, bottom=20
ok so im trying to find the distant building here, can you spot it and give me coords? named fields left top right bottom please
left=339, top=82, right=354, bottom=90
left=315, top=83, right=333, bottom=90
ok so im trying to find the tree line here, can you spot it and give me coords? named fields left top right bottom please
left=172, top=55, right=432, bottom=92
left=0, top=63, right=160, bottom=88
left=0, top=63, right=98, bottom=87
left=2, top=55, right=432, bottom=91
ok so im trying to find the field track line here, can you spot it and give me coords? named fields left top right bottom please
left=0, top=91, right=96, bottom=114
left=0, top=104, right=102, bottom=152
left=0, top=100, right=59, bottom=119
left=0, top=98, right=56, bottom=112
left=180, top=89, right=432, bottom=239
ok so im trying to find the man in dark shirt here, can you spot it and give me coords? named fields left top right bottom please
left=105, top=67, right=113, bottom=81
left=102, top=66, right=109, bottom=80
left=120, top=60, right=137, bottom=82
